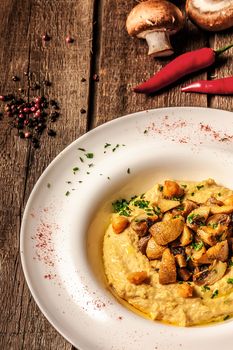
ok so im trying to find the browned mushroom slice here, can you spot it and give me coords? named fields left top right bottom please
left=175, top=254, right=187, bottom=268
left=186, top=206, right=210, bottom=231
left=138, top=235, right=151, bottom=255
left=162, top=212, right=173, bottom=221
left=206, top=240, right=229, bottom=262
left=163, top=180, right=184, bottom=199
left=191, top=243, right=207, bottom=265
left=131, top=219, right=148, bottom=237
left=173, top=200, right=198, bottom=218
left=146, top=237, right=166, bottom=260
left=193, top=261, right=227, bottom=286
left=178, top=283, right=193, bottom=298
left=178, top=268, right=192, bottom=281
left=127, top=271, right=148, bottom=285
left=206, top=196, right=224, bottom=206
left=210, top=205, right=233, bottom=215
left=112, top=215, right=129, bottom=234
left=207, top=213, right=231, bottom=227
left=180, top=225, right=193, bottom=246
left=150, top=218, right=184, bottom=245
left=157, top=198, right=181, bottom=213
left=159, top=248, right=177, bottom=284
left=197, top=227, right=219, bottom=246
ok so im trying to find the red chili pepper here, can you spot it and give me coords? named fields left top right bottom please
left=134, top=44, right=233, bottom=94
left=181, top=76, right=233, bottom=95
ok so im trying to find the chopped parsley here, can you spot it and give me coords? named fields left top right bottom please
left=211, top=289, right=219, bottom=299
left=79, top=157, right=84, bottom=163
left=227, top=278, right=233, bottom=284
left=144, top=129, right=148, bottom=134
left=86, top=172, right=90, bottom=175
left=78, top=181, right=83, bottom=183
left=201, top=286, right=210, bottom=292
left=112, top=144, right=120, bottom=152
left=47, top=183, right=51, bottom=188
left=228, top=260, right=233, bottom=267
left=196, top=185, right=204, bottom=190
left=65, top=191, right=70, bottom=196
left=133, top=200, right=149, bottom=209
left=112, top=199, right=131, bottom=217
left=66, top=181, right=72, bottom=184
left=224, top=315, right=230, bottom=321
left=181, top=184, right=187, bottom=188
left=127, top=168, right=130, bottom=174
left=158, top=185, right=163, bottom=192
left=218, top=192, right=222, bottom=196
left=191, top=241, right=204, bottom=251
left=73, top=167, right=79, bottom=174
left=85, top=153, right=94, bottom=159
left=191, top=192, right=195, bottom=196
left=104, top=143, right=111, bottom=148
left=78, top=147, right=86, bottom=151
left=187, top=213, right=205, bottom=226
left=210, top=223, right=218, bottom=229
left=187, top=213, right=196, bottom=224
left=107, top=176, right=110, bottom=180
left=88, top=163, right=94, bottom=167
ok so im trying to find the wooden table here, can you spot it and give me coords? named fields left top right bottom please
left=1, top=1, right=233, bottom=349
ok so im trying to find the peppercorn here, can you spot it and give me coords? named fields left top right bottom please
left=48, top=129, right=56, bottom=137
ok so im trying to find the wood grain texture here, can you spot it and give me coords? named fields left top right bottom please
left=91, top=0, right=208, bottom=128
left=0, top=0, right=94, bottom=349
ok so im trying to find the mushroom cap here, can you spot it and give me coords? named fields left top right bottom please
left=126, top=0, right=184, bottom=37
left=186, top=0, right=233, bottom=31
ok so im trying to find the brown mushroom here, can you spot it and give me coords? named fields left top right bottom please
left=206, top=240, right=229, bottom=262
left=178, top=283, right=193, bottom=298
left=224, top=195, right=233, bottom=206
left=126, top=0, right=184, bottom=57
left=193, top=260, right=227, bottom=286
left=163, top=180, right=184, bottom=199
left=150, top=217, right=184, bottom=245
left=186, top=0, right=233, bottom=31
left=180, top=225, right=193, bottom=246
left=175, top=254, right=187, bottom=268
left=206, top=196, right=224, bottom=206
left=197, top=226, right=219, bottom=246
left=157, top=198, right=181, bottom=213
left=206, top=213, right=231, bottom=227
left=173, top=200, right=198, bottom=218
left=186, top=206, right=210, bottom=231
left=112, top=215, right=129, bottom=234
left=138, top=235, right=151, bottom=254
left=159, top=248, right=177, bottom=284
left=131, top=219, right=148, bottom=237
left=210, top=205, right=233, bottom=215
left=146, top=237, right=166, bottom=259
left=178, top=268, right=192, bottom=281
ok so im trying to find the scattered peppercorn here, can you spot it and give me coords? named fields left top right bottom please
left=12, top=75, right=20, bottom=82
left=42, top=33, right=50, bottom=41
left=93, top=74, right=99, bottom=82
left=66, top=36, right=74, bottom=43
left=47, top=129, right=56, bottom=137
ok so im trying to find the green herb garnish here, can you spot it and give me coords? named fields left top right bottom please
left=66, top=181, right=72, bottom=184
left=191, top=241, right=204, bottom=251
left=133, top=200, right=150, bottom=209
left=181, top=184, right=187, bottom=188
left=78, top=147, right=86, bottom=152
left=196, top=185, right=204, bottom=190
left=201, top=286, right=210, bottom=292
left=85, top=153, right=94, bottom=159
left=211, top=289, right=219, bottom=299
left=229, top=260, right=233, bottom=267
left=79, top=157, right=84, bottom=163
left=127, top=168, right=130, bottom=174
left=112, top=199, right=131, bottom=217
left=88, top=163, right=94, bottom=167
left=227, top=278, right=233, bottom=284
left=73, top=167, right=79, bottom=174
left=112, top=144, right=120, bottom=152
left=224, top=315, right=230, bottom=321
left=47, top=183, right=51, bottom=188
left=191, top=192, right=195, bottom=196
left=144, top=130, right=148, bottom=134
left=104, top=143, right=111, bottom=148
left=65, top=191, right=70, bottom=196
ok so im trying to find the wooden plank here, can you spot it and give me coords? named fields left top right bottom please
left=92, top=0, right=208, bottom=128
left=0, top=0, right=94, bottom=349
left=209, top=31, right=233, bottom=110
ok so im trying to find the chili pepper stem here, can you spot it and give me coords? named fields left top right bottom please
left=215, top=43, right=233, bottom=56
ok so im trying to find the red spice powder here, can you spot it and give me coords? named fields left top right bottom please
left=199, top=123, right=233, bottom=142
left=33, top=220, right=59, bottom=268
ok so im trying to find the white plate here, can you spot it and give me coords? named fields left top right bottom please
left=21, top=107, right=233, bottom=350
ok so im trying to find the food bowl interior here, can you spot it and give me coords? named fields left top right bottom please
left=86, top=145, right=233, bottom=295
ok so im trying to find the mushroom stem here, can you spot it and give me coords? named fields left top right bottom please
left=145, top=31, right=173, bottom=57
